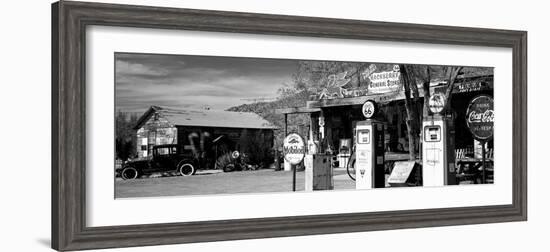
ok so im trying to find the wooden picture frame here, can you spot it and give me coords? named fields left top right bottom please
left=52, top=1, right=527, bottom=251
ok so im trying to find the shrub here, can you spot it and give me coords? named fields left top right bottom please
left=238, top=130, right=274, bottom=168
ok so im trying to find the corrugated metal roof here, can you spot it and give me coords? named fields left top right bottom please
left=137, top=106, right=278, bottom=130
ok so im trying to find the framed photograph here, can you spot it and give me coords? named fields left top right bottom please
left=52, top=1, right=527, bottom=251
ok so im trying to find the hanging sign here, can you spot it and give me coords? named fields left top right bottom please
left=367, top=66, right=402, bottom=94
left=362, top=100, right=377, bottom=119
left=428, top=93, right=447, bottom=114
left=318, top=72, right=352, bottom=100
left=466, top=95, right=494, bottom=140
left=455, top=81, right=484, bottom=93
left=283, top=133, right=306, bottom=165
left=318, top=65, right=402, bottom=100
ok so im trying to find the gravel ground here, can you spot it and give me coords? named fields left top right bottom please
left=115, top=169, right=355, bottom=198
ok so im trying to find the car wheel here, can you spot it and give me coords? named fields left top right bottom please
left=178, top=163, right=195, bottom=176
left=121, top=167, right=139, bottom=180
left=223, top=163, right=235, bottom=172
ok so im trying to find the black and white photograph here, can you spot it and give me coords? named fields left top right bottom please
left=2, top=0, right=542, bottom=251
left=114, top=53, right=494, bottom=198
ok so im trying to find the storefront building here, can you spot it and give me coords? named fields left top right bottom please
left=278, top=67, right=494, bottom=184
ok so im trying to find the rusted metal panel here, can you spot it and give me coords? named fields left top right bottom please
left=136, top=112, right=177, bottom=158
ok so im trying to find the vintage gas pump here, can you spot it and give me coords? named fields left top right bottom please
left=355, top=100, right=385, bottom=189
left=422, top=94, right=457, bottom=187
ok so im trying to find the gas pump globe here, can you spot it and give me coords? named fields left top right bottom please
left=355, top=100, right=385, bottom=189
left=422, top=94, right=458, bottom=186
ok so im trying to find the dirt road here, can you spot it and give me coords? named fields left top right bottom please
left=115, top=169, right=355, bottom=198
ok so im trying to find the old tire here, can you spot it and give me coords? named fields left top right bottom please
left=223, top=163, right=235, bottom=172
left=178, top=163, right=195, bottom=176
left=121, top=167, right=139, bottom=180
left=346, top=154, right=356, bottom=181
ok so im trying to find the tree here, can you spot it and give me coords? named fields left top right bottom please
left=399, top=64, right=421, bottom=160
left=277, top=61, right=375, bottom=146
left=398, top=64, right=464, bottom=160
left=442, top=66, right=464, bottom=112
left=238, top=129, right=273, bottom=167
left=115, top=111, right=139, bottom=160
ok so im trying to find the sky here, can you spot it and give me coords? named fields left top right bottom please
left=115, top=53, right=298, bottom=113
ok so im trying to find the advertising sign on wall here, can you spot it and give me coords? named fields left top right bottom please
left=367, top=66, right=401, bottom=94
left=317, top=65, right=403, bottom=100
left=466, top=95, right=494, bottom=140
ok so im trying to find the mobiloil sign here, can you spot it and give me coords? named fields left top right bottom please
left=283, top=133, right=306, bottom=165
left=283, top=133, right=306, bottom=192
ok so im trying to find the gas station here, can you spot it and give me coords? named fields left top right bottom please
left=277, top=66, right=494, bottom=190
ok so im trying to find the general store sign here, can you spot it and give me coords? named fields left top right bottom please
left=367, top=67, right=401, bottom=94
left=466, top=95, right=494, bottom=140
left=283, top=133, right=306, bottom=165
left=318, top=66, right=402, bottom=100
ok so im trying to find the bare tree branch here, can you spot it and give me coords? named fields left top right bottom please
left=399, top=64, right=420, bottom=160
left=421, top=66, right=431, bottom=116
left=443, top=66, right=463, bottom=112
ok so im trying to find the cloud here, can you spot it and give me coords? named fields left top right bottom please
left=116, top=60, right=170, bottom=77
left=115, top=53, right=296, bottom=113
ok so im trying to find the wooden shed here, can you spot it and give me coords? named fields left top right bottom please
left=133, top=106, right=277, bottom=168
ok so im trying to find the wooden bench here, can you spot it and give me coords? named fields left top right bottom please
left=455, top=148, right=494, bottom=184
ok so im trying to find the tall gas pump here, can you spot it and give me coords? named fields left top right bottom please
left=355, top=100, right=385, bottom=189
left=422, top=94, right=457, bottom=187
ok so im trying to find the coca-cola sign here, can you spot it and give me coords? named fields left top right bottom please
left=466, top=95, right=494, bottom=140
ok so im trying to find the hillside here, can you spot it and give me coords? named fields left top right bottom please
left=226, top=91, right=312, bottom=145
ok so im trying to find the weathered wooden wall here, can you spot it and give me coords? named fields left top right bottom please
left=136, top=112, right=177, bottom=158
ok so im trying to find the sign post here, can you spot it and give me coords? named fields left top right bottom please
left=466, top=95, right=494, bottom=184
left=481, top=144, right=486, bottom=183
left=283, top=133, right=306, bottom=191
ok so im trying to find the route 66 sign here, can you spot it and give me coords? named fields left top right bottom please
left=362, top=100, right=377, bottom=119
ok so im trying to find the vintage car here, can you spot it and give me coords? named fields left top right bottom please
left=118, top=144, right=199, bottom=180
